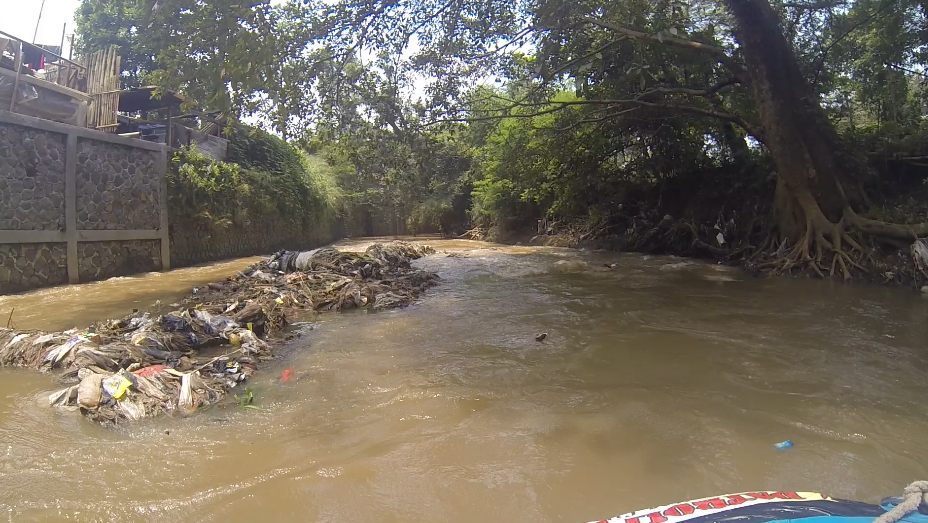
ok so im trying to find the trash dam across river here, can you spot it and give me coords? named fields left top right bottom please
left=1, top=237, right=927, bottom=522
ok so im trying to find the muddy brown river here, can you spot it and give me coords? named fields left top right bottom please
left=1, top=238, right=927, bottom=522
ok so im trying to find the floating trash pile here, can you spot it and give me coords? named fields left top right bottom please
left=0, top=242, right=437, bottom=424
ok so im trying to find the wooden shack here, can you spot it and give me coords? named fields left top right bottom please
left=1, top=30, right=228, bottom=159
left=116, top=87, right=230, bottom=160
left=0, top=30, right=91, bottom=127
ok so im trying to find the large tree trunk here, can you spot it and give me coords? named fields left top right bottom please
left=724, top=0, right=867, bottom=242
left=581, top=0, right=925, bottom=277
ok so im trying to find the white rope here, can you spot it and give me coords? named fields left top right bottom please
left=872, top=481, right=928, bottom=523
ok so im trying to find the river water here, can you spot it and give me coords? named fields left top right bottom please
left=1, top=238, right=927, bottom=523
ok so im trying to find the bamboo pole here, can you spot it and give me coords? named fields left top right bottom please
left=85, top=51, right=92, bottom=127
left=66, top=34, right=73, bottom=89
left=112, top=53, right=121, bottom=131
left=99, top=47, right=106, bottom=129
left=9, top=43, right=22, bottom=112
left=102, top=49, right=106, bottom=127
left=84, top=46, right=121, bottom=131
left=94, top=49, right=99, bottom=125
left=105, top=47, right=110, bottom=129
left=32, top=0, right=48, bottom=44
left=93, top=48, right=98, bottom=128
left=102, top=47, right=108, bottom=129
left=57, top=23, right=66, bottom=85
left=105, top=48, right=110, bottom=127
left=96, top=49, right=101, bottom=127
left=91, top=48, right=100, bottom=128
left=96, top=47, right=103, bottom=128
left=105, top=47, right=112, bottom=129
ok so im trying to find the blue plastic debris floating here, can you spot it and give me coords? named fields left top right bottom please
left=774, top=440, right=794, bottom=449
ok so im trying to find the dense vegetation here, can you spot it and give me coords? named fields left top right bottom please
left=168, top=125, right=340, bottom=234
left=76, top=0, right=928, bottom=283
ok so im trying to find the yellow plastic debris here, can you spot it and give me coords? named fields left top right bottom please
left=102, top=374, right=133, bottom=400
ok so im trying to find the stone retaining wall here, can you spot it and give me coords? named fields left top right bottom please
left=75, top=139, right=161, bottom=231
left=169, top=213, right=338, bottom=267
left=0, top=123, right=66, bottom=231
left=78, top=240, right=162, bottom=282
left=0, top=111, right=168, bottom=295
left=0, top=243, right=68, bottom=290
left=1, top=111, right=340, bottom=295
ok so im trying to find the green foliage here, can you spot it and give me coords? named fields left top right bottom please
left=309, top=110, right=472, bottom=233
left=407, top=200, right=453, bottom=234
left=169, top=147, right=250, bottom=227
left=234, top=387, right=259, bottom=409
left=169, top=124, right=342, bottom=229
left=224, top=124, right=314, bottom=218
left=470, top=177, right=521, bottom=227
left=463, top=84, right=727, bottom=226
left=175, top=147, right=240, bottom=194
left=299, top=151, right=345, bottom=220
left=78, top=0, right=928, bottom=240
left=227, top=123, right=305, bottom=176
left=75, top=0, right=315, bottom=120
left=817, top=0, right=928, bottom=131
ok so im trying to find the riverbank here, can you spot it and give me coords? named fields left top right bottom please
left=0, top=241, right=436, bottom=424
left=474, top=218, right=928, bottom=292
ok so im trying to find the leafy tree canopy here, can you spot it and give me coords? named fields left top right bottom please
left=75, top=0, right=928, bottom=279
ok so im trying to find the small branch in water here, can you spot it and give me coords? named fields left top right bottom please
left=6, top=308, right=13, bottom=329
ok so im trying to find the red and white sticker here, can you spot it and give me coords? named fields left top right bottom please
left=589, top=491, right=834, bottom=523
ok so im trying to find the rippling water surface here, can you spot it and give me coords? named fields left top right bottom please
left=1, top=238, right=926, bottom=522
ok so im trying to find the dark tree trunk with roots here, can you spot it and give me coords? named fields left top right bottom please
left=724, top=0, right=928, bottom=278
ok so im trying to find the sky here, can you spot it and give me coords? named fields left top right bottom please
left=3, top=0, right=81, bottom=54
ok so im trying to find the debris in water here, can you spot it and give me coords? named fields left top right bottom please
left=774, top=440, right=794, bottom=449
left=281, top=368, right=293, bottom=382
left=134, top=365, right=170, bottom=378
left=553, top=260, right=588, bottom=273
left=102, top=372, right=134, bottom=400
left=0, top=242, right=437, bottom=424
left=535, top=333, right=548, bottom=342
left=912, top=239, right=928, bottom=278
left=77, top=373, right=105, bottom=408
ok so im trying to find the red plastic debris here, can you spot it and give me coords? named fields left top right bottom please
left=133, top=365, right=170, bottom=377
left=281, top=368, right=293, bottom=383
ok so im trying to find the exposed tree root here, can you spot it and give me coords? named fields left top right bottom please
left=748, top=204, right=928, bottom=282
left=533, top=184, right=928, bottom=290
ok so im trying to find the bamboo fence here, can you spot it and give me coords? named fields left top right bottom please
left=82, top=46, right=120, bottom=132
